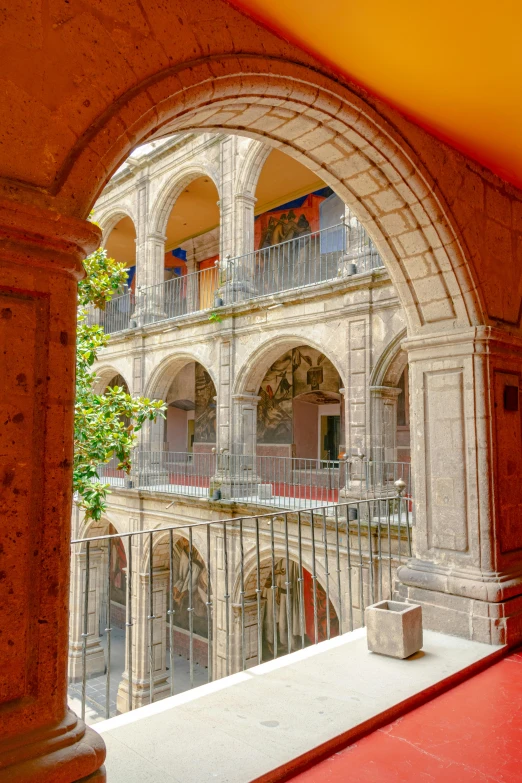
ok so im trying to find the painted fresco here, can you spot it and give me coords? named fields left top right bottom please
left=257, top=347, right=340, bottom=444
left=257, top=351, right=294, bottom=444
left=261, top=560, right=338, bottom=658
left=194, top=362, right=216, bottom=443
left=108, top=524, right=127, bottom=607
left=292, top=347, right=340, bottom=398
left=172, top=537, right=209, bottom=638
left=254, top=188, right=333, bottom=250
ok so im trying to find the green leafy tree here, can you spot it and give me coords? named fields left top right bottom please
left=74, top=248, right=165, bottom=520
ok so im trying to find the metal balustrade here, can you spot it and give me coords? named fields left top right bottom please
left=108, top=451, right=412, bottom=509
left=68, top=490, right=412, bottom=723
left=226, top=220, right=382, bottom=304
left=85, top=290, right=134, bottom=334
left=85, top=221, right=385, bottom=334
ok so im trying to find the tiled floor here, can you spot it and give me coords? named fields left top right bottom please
left=290, top=648, right=522, bottom=783
left=68, top=627, right=209, bottom=724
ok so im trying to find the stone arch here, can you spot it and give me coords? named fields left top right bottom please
left=150, top=163, right=221, bottom=238
left=56, top=57, right=484, bottom=338
left=141, top=525, right=208, bottom=576
left=92, top=365, right=132, bottom=395
left=96, top=207, right=137, bottom=247
left=234, top=334, right=348, bottom=397
left=145, top=351, right=218, bottom=402
left=76, top=512, right=124, bottom=551
left=235, top=140, right=272, bottom=196
left=370, top=328, right=409, bottom=388
left=233, top=538, right=339, bottom=618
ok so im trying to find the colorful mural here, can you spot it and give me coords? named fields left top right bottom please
left=108, top=524, right=127, bottom=607
left=172, top=538, right=209, bottom=638
left=257, top=347, right=341, bottom=444
left=261, top=559, right=338, bottom=658
left=194, top=362, right=217, bottom=443
left=254, top=187, right=334, bottom=250
left=257, top=352, right=294, bottom=444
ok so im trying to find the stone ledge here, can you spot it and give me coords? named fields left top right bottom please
left=95, top=628, right=504, bottom=783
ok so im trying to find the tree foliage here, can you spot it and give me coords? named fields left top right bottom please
left=74, top=248, right=165, bottom=521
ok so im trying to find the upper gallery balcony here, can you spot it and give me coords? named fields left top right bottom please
left=87, top=219, right=385, bottom=336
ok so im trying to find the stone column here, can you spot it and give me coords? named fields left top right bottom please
left=117, top=567, right=170, bottom=712
left=0, top=200, right=105, bottom=780
left=68, top=548, right=107, bottom=682
left=370, top=385, right=401, bottom=487
left=231, top=192, right=257, bottom=300
left=135, top=232, right=167, bottom=325
left=234, top=192, right=257, bottom=257
left=341, top=316, right=371, bottom=493
left=185, top=252, right=198, bottom=314
left=397, top=328, right=522, bottom=645
left=220, top=394, right=261, bottom=499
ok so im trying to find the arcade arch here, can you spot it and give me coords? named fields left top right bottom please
left=5, top=9, right=522, bottom=781
left=145, top=354, right=217, bottom=453
left=60, top=61, right=483, bottom=340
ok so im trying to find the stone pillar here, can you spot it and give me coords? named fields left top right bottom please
left=0, top=200, right=105, bottom=780
left=117, top=567, right=170, bottom=712
left=370, top=385, right=401, bottom=486
left=135, top=232, right=167, bottom=325
left=397, top=328, right=522, bottom=645
left=220, top=394, right=261, bottom=499
left=185, top=252, right=198, bottom=314
left=217, top=137, right=257, bottom=305
left=343, top=317, right=370, bottom=492
left=234, top=193, right=257, bottom=257
left=68, top=548, right=107, bottom=682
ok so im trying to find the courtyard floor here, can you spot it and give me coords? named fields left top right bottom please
left=68, top=627, right=209, bottom=724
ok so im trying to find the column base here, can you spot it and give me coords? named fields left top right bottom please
left=0, top=709, right=105, bottom=783
left=116, top=673, right=171, bottom=713
left=68, top=641, right=106, bottom=682
left=220, top=475, right=263, bottom=500
left=397, top=559, right=522, bottom=646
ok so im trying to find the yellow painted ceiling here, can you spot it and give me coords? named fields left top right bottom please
left=229, top=0, right=522, bottom=189
left=103, top=154, right=324, bottom=259
left=165, top=176, right=220, bottom=250
left=255, top=149, right=325, bottom=213
left=105, top=216, right=136, bottom=267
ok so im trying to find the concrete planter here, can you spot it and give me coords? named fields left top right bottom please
left=365, top=600, right=422, bottom=659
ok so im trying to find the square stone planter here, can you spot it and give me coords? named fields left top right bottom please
left=365, top=600, right=423, bottom=659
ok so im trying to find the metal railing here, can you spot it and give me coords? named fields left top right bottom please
left=96, top=455, right=128, bottom=486
left=225, top=220, right=382, bottom=304
left=140, top=264, right=219, bottom=324
left=68, top=489, right=412, bottom=723
left=85, top=219, right=385, bottom=334
left=85, top=289, right=134, bottom=334
left=128, top=451, right=412, bottom=509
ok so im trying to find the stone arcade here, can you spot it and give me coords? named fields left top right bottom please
left=2, top=2, right=522, bottom=780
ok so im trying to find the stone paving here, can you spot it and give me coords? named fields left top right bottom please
left=68, top=627, right=209, bottom=725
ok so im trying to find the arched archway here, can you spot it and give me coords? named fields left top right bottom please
left=235, top=334, right=348, bottom=398
left=150, top=164, right=221, bottom=239
left=135, top=529, right=211, bottom=699
left=102, top=215, right=137, bottom=277
left=5, top=7, right=522, bottom=778
left=238, top=549, right=339, bottom=667
left=140, top=354, right=217, bottom=495
left=58, top=60, right=482, bottom=340
left=69, top=515, right=127, bottom=692
left=91, top=365, right=132, bottom=395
